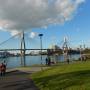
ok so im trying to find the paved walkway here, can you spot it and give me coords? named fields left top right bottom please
left=0, top=66, right=50, bottom=90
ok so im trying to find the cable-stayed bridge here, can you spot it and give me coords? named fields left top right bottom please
left=0, top=32, right=44, bottom=66
left=0, top=32, right=85, bottom=66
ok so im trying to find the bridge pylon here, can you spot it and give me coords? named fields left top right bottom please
left=62, top=37, right=69, bottom=64
left=20, top=31, right=26, bottom=66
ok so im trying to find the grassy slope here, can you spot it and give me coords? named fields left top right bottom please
left=31, top=61, right=90, bottom=90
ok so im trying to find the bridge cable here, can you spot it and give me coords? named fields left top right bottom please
left=0, top=32, right=22, bottom=46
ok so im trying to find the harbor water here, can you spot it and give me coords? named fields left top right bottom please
left=0, top=54, right=80, bottom=69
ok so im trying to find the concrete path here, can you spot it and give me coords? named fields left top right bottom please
left=0, top=70, right=39, bottom=90
left=0, top=66, right=50, bottom=90
left=16, top=66, right=50, bottom=73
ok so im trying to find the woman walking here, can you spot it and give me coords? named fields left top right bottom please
left=0, top=63, right=6, bottom=76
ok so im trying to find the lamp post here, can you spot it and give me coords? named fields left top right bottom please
left=80, top=45, right=82, bottom=61
left=38, top=34, right=43, bottom=70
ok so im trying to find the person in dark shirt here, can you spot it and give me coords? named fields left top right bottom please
left=48, top=57, right=51, bottom=66
left=45, top=57, right=48, bottom=65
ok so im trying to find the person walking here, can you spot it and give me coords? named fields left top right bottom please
left=0, top=63, right=6, bottom=76
left=45, top=57, right=48, bottom=65
left=0, top=63, right=2, bottom=76
left=48, top=57, right=51, bottom=66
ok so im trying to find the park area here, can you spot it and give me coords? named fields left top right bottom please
left=0, top=60, right=90, bottom=90
left=31, top=60, right=90, bottom=90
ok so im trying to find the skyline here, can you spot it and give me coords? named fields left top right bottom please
left=0, top=0, right=90, bottom=49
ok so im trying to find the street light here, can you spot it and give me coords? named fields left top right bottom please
left=38, top=34, right=43, bottom=70
left=80, top=45, right=82, bottom=61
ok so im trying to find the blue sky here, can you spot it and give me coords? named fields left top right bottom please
left=32, top=0, right=90, bottom=49
left=0, top=0, right=90, bottom=49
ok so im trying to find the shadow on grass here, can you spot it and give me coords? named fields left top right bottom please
left=33, top=70, right=90, bottom=90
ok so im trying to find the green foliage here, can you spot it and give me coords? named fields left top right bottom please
left=83, top=48, right=90, bottom=54
left=31, top=61, right=90, bottom=90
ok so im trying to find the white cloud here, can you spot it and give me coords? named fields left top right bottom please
left=0, top=0, right=85, bottom=33
left=29, top=32, right=38, bottom=39
left=10, top=30, right=22, bottom=38
left=76, top=0, right=85, bottom=4
left=10, top=30, right=20, bottom=36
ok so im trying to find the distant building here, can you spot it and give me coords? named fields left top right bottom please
left=48, top=44, right=62, bottom=55
left=0, top=51, right=10, bottom=58
left=0, top=51, right=16, bottom=58
left=49, top=44, right=60, bottom=50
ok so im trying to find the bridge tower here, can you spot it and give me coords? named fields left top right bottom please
left=20, top=31, right=26, bottom=66
left=62, top=37, right=69, bottom=63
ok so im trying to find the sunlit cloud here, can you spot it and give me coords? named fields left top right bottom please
left=29, top=32, right=38, bottom=39
left=0, top=0, right=85, bottom=34
left=75, top=0, right=85, bottom=4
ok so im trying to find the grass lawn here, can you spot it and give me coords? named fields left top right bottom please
left=31, top=61, right=90, bottom=90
